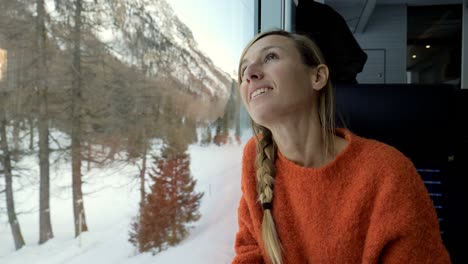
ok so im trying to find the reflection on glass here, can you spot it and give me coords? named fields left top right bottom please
left=0, top=49, right=6, bottom=81
left=407, top=4, right=462, bottom=85
left=0, top=0, right=253, bottom=263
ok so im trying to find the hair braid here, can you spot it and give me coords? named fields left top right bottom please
left=254, top=125, right=283, bottom=264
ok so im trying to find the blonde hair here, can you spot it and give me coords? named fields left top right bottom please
left=238, top=30, right=336, bottom=264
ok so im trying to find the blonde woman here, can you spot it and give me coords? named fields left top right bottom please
left=232, top=30, right=450, bottom=264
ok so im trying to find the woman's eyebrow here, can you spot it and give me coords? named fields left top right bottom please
left=240, top=45, right=283, bottom=67
left=259, top=45, right=283, bottom=53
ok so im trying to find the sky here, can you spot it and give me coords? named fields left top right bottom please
left=167, top=0, right=255, bottom=77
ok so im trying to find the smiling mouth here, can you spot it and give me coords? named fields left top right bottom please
left=250, top=87, right=273, bottom=100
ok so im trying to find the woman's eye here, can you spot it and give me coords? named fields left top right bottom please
left=240, top=66, right=247, bottom=78
left=265, top=53, right=277, bottom=62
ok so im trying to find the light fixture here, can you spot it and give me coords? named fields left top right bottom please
left=425, top=45, right=431, bottom=49
left=412, top=54, right=417, bottom=59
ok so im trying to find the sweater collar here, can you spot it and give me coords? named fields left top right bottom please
left=275, top=128, right=355, bottom=174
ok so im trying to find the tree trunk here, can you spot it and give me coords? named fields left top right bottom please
left=38, top=89, right=53, bottom=243
left=171, top=158, right=177, bottom=244
left=12, top=120, right=20, bottom=160
left=71, top=0, right=88, bottom=237
left=87, top=142, right=91, bottom=172
left=140, top=146, right=147, bottom=202
left=36, top=0, right=54, bottom=244
left=1, top=107, right=25, bottom=250
left=138, top=107, right=148, bottom=205
left=28, top=117, right=34, bottom=150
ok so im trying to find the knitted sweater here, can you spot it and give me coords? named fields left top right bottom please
left=232, top=128, right=451, bottom=264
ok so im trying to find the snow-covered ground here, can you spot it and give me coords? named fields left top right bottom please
left=0, top=134, right=250, bottom=264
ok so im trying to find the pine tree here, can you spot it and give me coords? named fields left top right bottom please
left=130, top=144, right=203, bottom=253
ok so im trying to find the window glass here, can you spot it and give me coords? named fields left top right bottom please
left=0, top=0, right=254, bottom=262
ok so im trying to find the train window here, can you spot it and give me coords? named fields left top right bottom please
left=0, top=0, right=254, bottom=262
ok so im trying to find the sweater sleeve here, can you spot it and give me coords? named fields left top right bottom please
left=363, top=152, right=451, bottom=263
left=232, top=193, right=264, bottom=264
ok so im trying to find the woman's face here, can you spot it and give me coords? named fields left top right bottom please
left=239, top=35, right=319, bottom=127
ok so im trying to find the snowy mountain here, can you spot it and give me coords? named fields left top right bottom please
left=46, top=0, right=232, bottom=99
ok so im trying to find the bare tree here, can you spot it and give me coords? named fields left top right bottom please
left=71, top=0, right=88, bottom=237
left=36, top=0, right=54, bottom=244
left=0, top=98, right=25, bottom=250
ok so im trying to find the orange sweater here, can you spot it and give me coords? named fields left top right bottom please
left=232, top=129, right=451, bottom=264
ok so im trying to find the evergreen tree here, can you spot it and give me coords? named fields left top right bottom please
left=130, top=144, right=203, bottom=253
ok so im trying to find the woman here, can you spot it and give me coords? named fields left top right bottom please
left=232, top=30, right=451, bottom=264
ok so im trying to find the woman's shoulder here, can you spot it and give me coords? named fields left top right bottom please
left=244, top=135, right=257, bottom=149
left=348, top=130, right=420, bottom=183
left=342, top=130, right=430, bottom=208
left=240, top=136, right=259, bottom=194
left=355, top=133, right=413, bottom=168
left=242, top=135, right=257, bottom=160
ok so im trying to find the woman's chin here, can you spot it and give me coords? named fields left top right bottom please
left=250, top=112, right=277, bottom=128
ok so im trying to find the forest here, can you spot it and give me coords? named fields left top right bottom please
left=0, top=0, right=241, bottom=253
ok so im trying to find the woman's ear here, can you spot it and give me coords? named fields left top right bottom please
left=310, top=64, right=329, bottom=91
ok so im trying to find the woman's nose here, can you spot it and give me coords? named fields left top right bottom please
left=244, top=64, right=264, bottom=83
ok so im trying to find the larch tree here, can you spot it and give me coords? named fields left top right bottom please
left=36, top=0, right=54, bottom=244
left=0, top=98, right=25, bottom=250
left=130, top=143, right=203, bottom=253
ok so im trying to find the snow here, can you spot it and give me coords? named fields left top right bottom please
left=0, top=133, right=252, bottom=263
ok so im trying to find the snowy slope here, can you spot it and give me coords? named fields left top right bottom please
left=44, top=0, right=232, bottom=99
left=0, top=138, right=250, bottom=264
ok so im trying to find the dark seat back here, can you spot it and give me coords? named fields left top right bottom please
left=335, top=83, right=466, bottom=263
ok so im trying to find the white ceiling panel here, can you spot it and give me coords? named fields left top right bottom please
left=324, top=0, right=462, bottom=5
